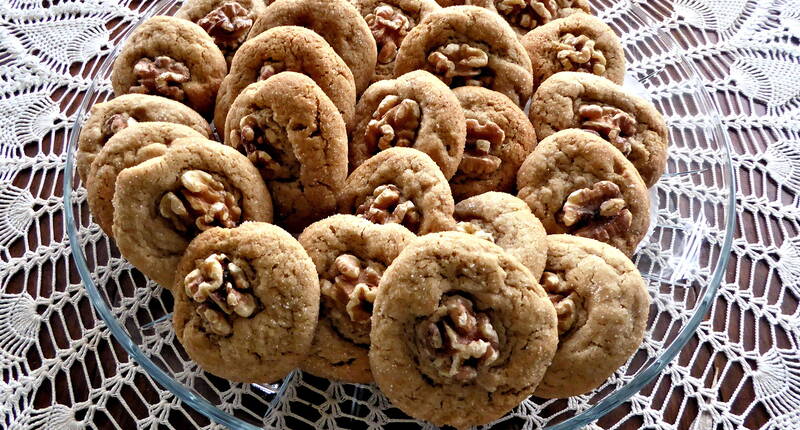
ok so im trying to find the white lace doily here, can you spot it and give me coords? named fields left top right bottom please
left=1, top=0, right=797, bottom=428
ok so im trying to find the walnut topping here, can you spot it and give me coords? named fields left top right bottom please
left=578, top=104, right=638, bottom=156
left=495, top=0, right=570, bottom=30
left=321, top=254, right=383, bottom=323
left=458, top=118, right=505, bottom=177
left=197, top=1, right=253, bottom=49
left=364, top=95, right=421, bottom=152
left=184, top=253, right=258, bottom=336
left=356, top=184, right=420, bottom=231
left=130, top=56, right=191, bottom=101
left=557, top=181, right=633, bottom=242
left=366, top=4, right=414, bottom=64
left=455, top=221, right=495, bottom=242
left=556, top=33, right=607, bottom=75
left=417, top=295, right=500, bottom=382
left=257, top=62, right=283, bottom=81
left=427, top=43, right=492, bottom=87
left=541, top=271, right=582, bottom=335
left=158, top=170, right=242, bottom=233
left=101, top=113, right=138, bottom=137
left=236, top=110, right=299, bottom=180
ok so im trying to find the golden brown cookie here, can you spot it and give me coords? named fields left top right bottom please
left=248, top=0, right=377, bottom=94
left=370, top=232, right=558, bottom=429
left=173, top=222, right=319, bottom=383
left=338, top=147, right=456, bottom=235
left=352, top=0, right=440, bottom=83
left=110, top=16, right=226, bottom=116
left=394, top=6, right=533, bottom=106
left=530, top=72, right=669, bottom=187
left=535, top=234, right=650, bottom=398
left=349, top=70, right=465, bottom=178
left=112, top=138, right=272, bottom=288
left=76, top=94, right=211, bottom=182
left=175, top=0, right=268, bottom=66
left=213, top=26, right=356, bottom=133
left=522, top=13, right=625, bottom=92
left=516, top=129, right=650, bottom=256
left=86, top=122, right=205, bottom=237
left=298, top=215, right=416, bottom=383
left=454, top=192, right=547, bottom=279
left=450, top=86, right=537, bottom=200
left=224, top=72, right=348, bottom=232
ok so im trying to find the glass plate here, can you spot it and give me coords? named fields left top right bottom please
left=63, top=0, right=737, bottom=428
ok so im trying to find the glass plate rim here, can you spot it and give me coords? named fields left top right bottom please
left=62, top=1, right=738, bottom=428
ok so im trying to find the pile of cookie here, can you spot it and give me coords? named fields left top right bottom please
left=77, top=0, right=666, bottom=427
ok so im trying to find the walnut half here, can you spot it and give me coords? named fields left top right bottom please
left=184, top=253, right=258, bottom=336
left=556, top=33, right=607, bottom=75
left=236, top=109, right=299, bottom=180
left=366, top=4, right=414, bottom=64
left=101, top=113, right=138, bottom=137
left=197, top=2, right=253, bottom=50
left=427, top=43, right=492, bottom=87
left=417, top=295, right=500, bottom=382
left=130, top=56, right=191, bottom=101
left=495, top=0, right=567, bottom=31
left=541, top=271, right=583, bottom=335
left=578, top=104, right=637, bottom=156
left=158, top=170, right=242, bottom=233
left=458, top=118, right=505, bottom=177
left=356, top=184, right=420, bottom=231
left=557, top=180, right=633, bottom=242
left=364, top=95, right=421, bottom=152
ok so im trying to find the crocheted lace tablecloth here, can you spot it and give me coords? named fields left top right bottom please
left=1, top=0, right=798, bottom=428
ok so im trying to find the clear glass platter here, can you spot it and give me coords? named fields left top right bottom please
left=63, top=0, right=737, bottom=428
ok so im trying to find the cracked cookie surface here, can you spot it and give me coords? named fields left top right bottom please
left=530, top=71, right=669, bottom=187
left=173, top=222, right=319, bottom=383
left=338, top=147, right=456, bottom=235
left=516, top=129, right=649, bottom=256
left=349, top=70, right=465, bottom=178
left=450, top=86, right=537, bottom=199
left=224, top=72, right=348, bottom=232
left=535, top=234, right=650, bottom=398
left=110, top=16, right=226, bottom=116
left=298, top=215, right=416, bottom=383
left=112, top=138, right=272, bottom=288
left=369, top=232, right=557, bottom=429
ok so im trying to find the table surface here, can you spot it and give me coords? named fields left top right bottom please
left=1, top=0, right=798, bottom=428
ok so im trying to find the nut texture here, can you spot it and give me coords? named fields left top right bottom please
left=237, top=108, right=300, bottom=180
left=158, top=170, right=243, bottom=234
left=364, top=95, right=421, bottom=152
left=578, top=104, right=637, bottom=156
left=356, top=184, right=421, bottom=231
left=129, top=56, right=191, bottom=101
left=557, top=180, right=633, bottom=243
left=320, top=254, right=385, bottom=344
left=367, top=4, right=414, bottom=65
left=556, top=33, right=607, bottom=74
left=459, top=118, right=505, bottom=177
left=197, top=2, right=254, bottom=49
left=101, top=113, right=138, bottom=136
left=494, top=0, right=590, bottom=34
left=427, top=43, right=491, bottom=87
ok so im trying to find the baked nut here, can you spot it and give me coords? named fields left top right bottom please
left=350, top=70, right=466, bottom=178
left=522, top=13, right=625, bottom=91
left=213, top=26, right=356, bottom=132
left=298, top=214, right=416, bottom=383
left=395, top=6, right=533, bottom=106
left=338, top=147, right=456, bottom=234
left=110, top=16, right=226, bottom=116
left=534, top=234, right=650, bottom=398
left=85, top=122, right=206, bottom=237
left=112, top=138, right=272, bottom=288
left=247, top=0, right=377, bottom=94
left=76, top=94, right=211, bottom=182
left=224, top=72, right=348, bottom=232
left=517, top=129, right=649, bottom=256
left=530, top=72, right=669, bottom=187
left=450, top=87, right=537, bottom=199
left=370, top=232, right=558, bottom=428
left=173, top=223, right=319, bottom=383
left=175, top=0, right=268, bottom=65
left=495, top=0, right=590, bottom=35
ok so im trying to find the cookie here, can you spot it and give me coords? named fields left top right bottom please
left=175, top=0, right=268, bottom=66
left=298, top=215, right=416, bottom=383
left=394, top=6, right=533, bottom=106
left=453, top=192, right=547, bottom=279
left=535, top=234, right=650, bottom=398
left=430, top=0, right=589, bottom=37
left=76, top=94, right=212, bottom=182
left=112, top=138, right=273, bottom=288
left=369, top=232, right=558, bottom=429
left=352, top=0, right=440, bottom=83
left=224, top=72, right=347, bottom=232
left=450, top=86, right=537, bottom=199
left=516, top=129, right=650, bottom=256
left=110, top=16, right=226, bottom=116
left=349, top=70, right=465, bottom=178
left=86, top=122, right=206, bottom=237
left=213, top=26, right=356, bottom=133
left=521, top=13, right=625, bottom=92
left=173, top=222, right=319, bottom=383
left=530, top=72, right=669, bottom=187
left=248, top=0, right=377, bottom=94
left=338, top=147, right=455, bottom=235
